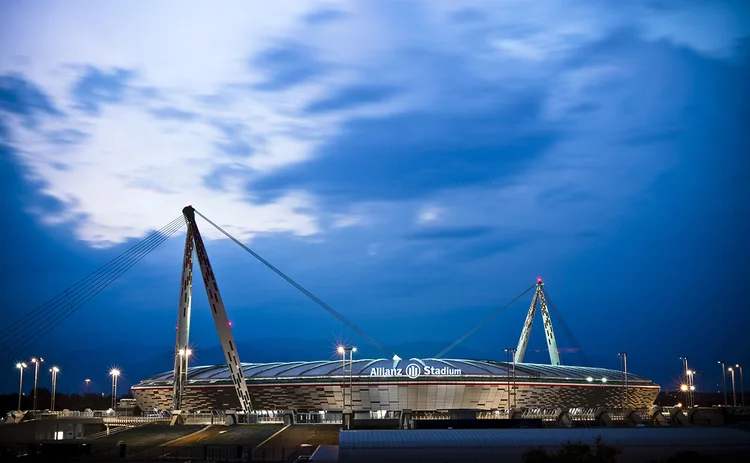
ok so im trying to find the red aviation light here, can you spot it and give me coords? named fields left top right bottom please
left=228, top=321, right=233, bottom=327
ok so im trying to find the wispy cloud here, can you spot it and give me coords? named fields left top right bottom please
left=0, top=0, right=748, bottom=251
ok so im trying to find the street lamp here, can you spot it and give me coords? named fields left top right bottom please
left=736, top=364, right=744, bottom=407
left=16, top=362, right=27, bottom=411
left=687, top=370, right=696, bottom=407
left=337, top=345, right=356, bottom=423
left=618, top=352, right=628, bottom=409
left=718, top=361, right=728, bottom=406
left=50, top=367, right=60, bottom=411
left=728, top=367, right=737, bottom=407
left=31, top=357, right=43, bottom=411
left=85, top=379, right=91, bottom=394
left=110, top=369, right=121, bottom=411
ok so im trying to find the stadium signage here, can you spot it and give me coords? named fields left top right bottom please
left=369, top=360, right=462, bottom=379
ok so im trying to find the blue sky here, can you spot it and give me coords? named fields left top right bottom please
left=0, top=0, right=749, bottom=396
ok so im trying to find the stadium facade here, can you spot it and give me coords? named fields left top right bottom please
left=131, top=358, right=660, bottom=412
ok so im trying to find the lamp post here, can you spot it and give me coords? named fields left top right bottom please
left=728, top=367, right=737, bottom=407
left=85, top=379, right=91, bottom=394
left=50, top=367, right=59, bottom=412
left=618, top=352, right=628, bottom=409
left=687, top=370, right=696, bottom=407
left=16, top=362, right=27, bottom=411
left=718, top=361, right=728, bottom=406
left=110, top=369, right=121, bottom=411
left=736, top=364, right=744, bottom=407
left=31, top=357, right=43, bottom=411
left=177, top=348, right=192, bottom=407
left=337, top=345, right=356, bottom=427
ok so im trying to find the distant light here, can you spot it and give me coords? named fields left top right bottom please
left=690, top=385, right=695, bottom=391
left=110, top=369, right=121, bottom=377
left=601, top=378, right=607, bottom=383
left=52, top=366, right=59, bottom=373
left=680, top=384, right=688, bottom=392
left=185, top=349, right=192, bottom=356
left=352, top=347, right=357, bottom=353
left=537, top=278, right=542, bottom=283
left=728, top=367, right=733, bottom=372
left=228, top=322, right=232, bottom=327
left=586, top=377, right=593, bottom=382
left=337, top=346, right=345, bottom=354
left=676, top=402, right=683, bottom=408
left=85, top=379, right=90, bottom=382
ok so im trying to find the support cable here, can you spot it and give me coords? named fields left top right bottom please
left=543, top=288, right=592, bottom=367
left=3, top=217, right=185, bottom=360
left=192, top=208, right=398, bottom=359
left=1, top=216, right=185, bottom=361
left=0, top=215, right=185, bottom=340
left=434, top=283, right=536, bottom=359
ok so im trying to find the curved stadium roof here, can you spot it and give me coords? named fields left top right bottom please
left=138, top=359, right=654, bottom=384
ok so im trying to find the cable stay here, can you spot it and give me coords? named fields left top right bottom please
left=543, top=289, right=592, bottom=366
left=192, top=208, right=399, bottom=360
left=434, top=283, right=537, bottom=359
left=0, top=215, right=185, bottom=362
left=0, top=214, right=185, bottom=340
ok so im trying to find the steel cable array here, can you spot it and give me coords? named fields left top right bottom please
left=192, top=208, right=400, bottom=360
left=0, top=215, right=186, bottom=362
left=543, top=289, right=591, bottom=366
left=434, top=283, right=537, bottom=359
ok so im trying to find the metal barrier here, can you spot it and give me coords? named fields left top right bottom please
left=103, top=416, right=169, bottom=426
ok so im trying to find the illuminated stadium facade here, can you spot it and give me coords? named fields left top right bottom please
left=130, top=207, right=661, bottom=416
left=131, top=358, right=660, bottom=412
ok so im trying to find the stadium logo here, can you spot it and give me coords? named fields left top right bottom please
left=368, top=359, right=461, bottom=378
left=405, top=363, right=421, bottom=379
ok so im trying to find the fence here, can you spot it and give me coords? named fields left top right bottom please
left=4, top=444, right=274, bottom=462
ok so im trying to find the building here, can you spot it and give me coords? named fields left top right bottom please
left=131, top=358, right=659, bottom=413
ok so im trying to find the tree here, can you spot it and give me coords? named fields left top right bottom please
left=522, top=437, right=620, bottom=463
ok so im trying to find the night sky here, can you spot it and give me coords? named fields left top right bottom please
left=1, top=1, right=749, bottom=399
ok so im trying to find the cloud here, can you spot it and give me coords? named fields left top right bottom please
left=304, top=84, right=400, bottom=113
left=303, top=8, right=348, bottom=25
left=70, top=67, right=135, bottom=115
left=404, top=226, right=494, bottom=241
left=0, top=0, right=748, bottom=252
left=416, top=205, right=443, bottom=224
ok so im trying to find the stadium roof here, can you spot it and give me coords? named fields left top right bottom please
left=139, top=359, right=654, bottom=384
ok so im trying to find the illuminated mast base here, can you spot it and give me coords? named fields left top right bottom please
left=514, top=279, right=561, bottom=366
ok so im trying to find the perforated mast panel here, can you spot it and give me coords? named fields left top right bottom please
left=182, top=206, right=253, bottom=411
left=171, top=226, right=194, bottom=411
left=514, top=287, right=539, bottom=363
left=539, top=288, right=561, bottom=366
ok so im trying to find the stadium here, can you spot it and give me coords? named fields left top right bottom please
left=131, top=358, right=660, bottom=413
left=132, top=207, right=662, bottom=418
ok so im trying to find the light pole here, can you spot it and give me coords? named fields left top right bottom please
left=740, top=364, right=745, bottom=407
left=728, top=367, right=737, bottom=407
left=110, top=369, right=121, bottom=411
left=85, top=379, right=91, bottom=394
left=31, top=357, right=43, bottom=411
left=177, top=348, right=192, bottom=408
left=718, top=361, right=728, bottom=406
left=337, top=345, right=356, bottom=426
left=16, top=362, right=27, bottom=411
left=50, top=367, right=59, bottom=411
left=618, top=352, right=628, bottom=409
left=687, top=370, right=696, bottom=407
